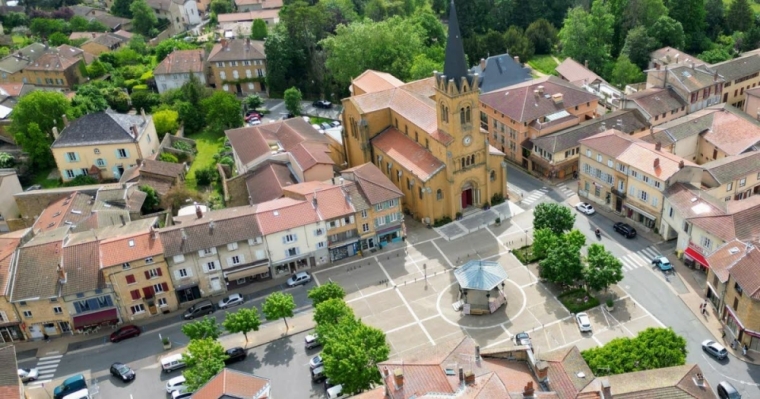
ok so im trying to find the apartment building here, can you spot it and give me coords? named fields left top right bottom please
left=154, top=49, right=206, bottom=94
left=622, top=87, right=687, bottom=126
left=207, top=38, right=267, bottom=95
left=701, top=151, right=760, bottom=201
left=0, top=43, right=88, bottom=89
left=712, top=54, right=760, bottom=108
left=147, top=0, right=201, bottom=35
left=0, top=229, right=29, bottom=342
left=646, top=63, right=723, bottom=113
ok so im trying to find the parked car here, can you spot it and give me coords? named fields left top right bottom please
left=17, top=368, right=38, bottom=383
left=717, top=381, right=742, bottom=399
left=183, top=300, right=214, bottom=320
left=25, top=185, right=41, bottom=192
left=613, top=222, right=637, bottom=238
left=224, top=347, right=247, bottom=364
left=576, top=312, right=592, bottom=332
left=320, top=122, right=331, bottom=131
left=305, top=333, right=321, bottom=349
left=172, top=389, right=194, bottom=399
left=109, top=325, right=141, bottom=343
left=311, top=123, right=324, bottom=132
left=324, top=378, right=336, bottom=391
left=313, top=100, right=332, bottom=109
left=330, top=120, right=341, bottom=128
left=702, top=340, right=728, bottom=360
left=287, top=272, right=312, bottom=287
left=217, top=293, right=244, bottom=309
left=309, top=354, right=323, bottom=369
left=311, top=366, right=327, bottom=382
left=109, top=362, right=135, bottom=382
left=53, top=374, right=87, bottom=399
left=245, top=110, right=263, bottom=120
left=651, top=256, right=674, bottom=272
left=575, top=202, right=595, bottom=215
left=514, top=332, right=531, bottom=346
left=248, top=118, right=262, bottom=126
left=165, top=376, right=187, bottom=393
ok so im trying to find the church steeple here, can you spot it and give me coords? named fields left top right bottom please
left=443, top=0, right=469, bottom=88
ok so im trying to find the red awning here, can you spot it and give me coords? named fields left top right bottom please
left=684, top=247, right=709, bottom=268
left=72, top=308, right=118, bottom=329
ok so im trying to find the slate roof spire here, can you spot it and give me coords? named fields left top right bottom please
left=443, top=0, right=469, bottom=88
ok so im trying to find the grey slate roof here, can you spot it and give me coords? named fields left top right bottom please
left=470, top=54, right=532, bottom=93
left=52, top=110, right=150, bottom=148
left=703, top=151, right=760, bottom=184
left=61, top=240, right=103, bottom=296
left=10, top=235, right=64, bottom=301
left=0, top=346, right=20, bottom=399
left=160, top=207, right=262, bottom=257
left=454, top=260, right=508, bottom=291
left=626, top=87, right=687, bottom=118
left=640, top=112, right=713, bottom=146
left=442, top=0, right=470, bottom=89
left=0, top=43, right=47, bottom=74
left=712, top=54, right=760, bottom=82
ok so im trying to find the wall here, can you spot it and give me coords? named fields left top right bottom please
left=15, top=297, right=72, bottom=338
left=53, top=142, right=142, bottom=181
left=689, top=224, right=726, bottom=255
left=743, top=93, right=760, bottom=118
left=669, top=133, right=700, bottom=163
left=722, top=274, right=760, bottom=341
left=660, top=198, right=690, bottom=245
left=0, top=172, right=22, bottom=233
left=302, top=163, right=333, bottom=183
left=696, top=136, right=730, bottom=164
left=723, top=73, right=760, bottom=108
left=156, top=72, right=206, bottom=94
left=265, top=222, right=326, bottom=277
left=210, top=59, right=267, bottom=94
left=136, top=118, right=161, bottom=160
left=705, top=171, right=760, bottom=202
left=102, top=255, right=178, bottom=322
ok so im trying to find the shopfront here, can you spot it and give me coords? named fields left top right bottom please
left=175, top=284, right=202, bottom=304
left=684, top=246, right=710, bottom=273
left=623, top=203, right=657, bottom=229
left=0, top=322, right=25, bottom=342
left=377, top=224, right=403, bottom=248
left=330, top=241, right=358, bottom=262
left=224, top=263, right=271, bottom=288
left=72, top=308, right=119, bottom=330
left=273, top=256, right=314, bottom=277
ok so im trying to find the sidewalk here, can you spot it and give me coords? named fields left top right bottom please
left=434, top=201, right=524, bottom=240
left=578, top=193, right=664, bottom=244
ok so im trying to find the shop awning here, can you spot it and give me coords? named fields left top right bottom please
left=377, top=224, right=402, bottom=235
left=725, top=305, right=746, bottom=330
left=684, top=247, right=710, bottom=268
left=225, top=265, right=269, bottom=281
left=624, top=203, right=657, bottom=220
left=72, top=308, right=118, bottom=329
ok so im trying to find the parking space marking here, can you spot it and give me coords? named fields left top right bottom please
left=431, top=241, right=455, bottom=269
left=394, top=288, right=436, bottom=345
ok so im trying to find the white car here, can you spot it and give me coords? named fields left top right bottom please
left=576, top=202, right=595, bottom=215
left=166, top=375, right=187, bottom=393
left=576, top=312, right=592, bottom=332
left=287, top=272, right=312, bottom=287
left=330, top=120, right=341, bottom=127
left=17, top=368, right=38, bottom=382
left=248, top=119, right=261, bottom=126
left=217, top=293, right=244, bottom=309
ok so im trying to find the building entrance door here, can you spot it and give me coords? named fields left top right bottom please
left=210, top=277, right=221, bottom=291
left=461, top=188, right=473, bottom=209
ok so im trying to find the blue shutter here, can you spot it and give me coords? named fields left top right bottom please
left=293, top=234, right=297, bottom=242
left=282, top=236, right=286, bottom=244
left=124, top=149, right=130, bottom=158
left=115, top=149, right=121, bottom=159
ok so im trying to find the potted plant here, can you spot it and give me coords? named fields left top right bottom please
left=605, top=299, right=614, bottom=311
left=162, top=336, right=172, bottom=350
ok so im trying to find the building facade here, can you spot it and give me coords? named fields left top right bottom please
left=712, top=54, right=760, bottom=108
left=154, top=49, right=206, bottom=94
left=207, top=38, right=267, bottom=95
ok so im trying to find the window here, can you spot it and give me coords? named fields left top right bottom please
left=740, top=178, right=747, bottom=187
left=178, top=269, right=189, bottom=278
left=200, top=248, right=216, bottom=257
left=158, top=298, right=168, bottom=307
left=230, top=255, right=241, bottom=265
left=117, top=149, right=128, bottom=158
left=65, top=170, right=75, bottom=179
left=94, top=148, right=100, bottom=154
left=66, top=152, right=79, bottom=162
left=362, top=223, right=369, bottom=232
left=596, top=154, right=602, bottom=162
left=227, top=242, right=239, bottom=251
left=669, top=207, right=674, bottom=218
left=586, top=149, right=591, bottom=157
left=735, top=282, right=744, bottom=295
left=96, top=158, right=106, bottom=167
left=126, top=274, right=136, bottom=284
left=146, top=268, right=160, bottom=279
left=248, top=237, right=262, bottom=245
left=639, top=190, right=648, bottom=201
left=130, top=304, right=145, bottom=314
left=652, top=197, right=658, bottom=207
left=145, top=257, right=154, bottom=264
left=172, top=254, right=185, bottom=263
left=437, top=189, right=443, bottom=200
left=727, top=182, right=733, bottom=191
left=315, top=228, right=324, bottom=236
left=361, top=210, right=367, bottom=218
left=701, top=236, right=712, bottom=250
left=419, top=187, right=423, bottom=200
left=50, top=298, right=57, bottom=302
left=317, top=241, right=326, bottom=249
left=154, top=283, right=168, bottom=293
left=52, top=306, right=63, bottom=314
left=122, top=262, right=130, bottom=270
left=286, top=247, right=300, bottom=257
left=490, top=171, right=496, bottom=182
left=607, top=160, right=613, bottom=168
left=220, top=71, right=226, bottom=79
left=130, top=289, right=140, bottom=300
left=283, top=234, right=297, bottom=243
left=23, top=311, right=32, bottom=318
left=206, top=261, right=218, bottom=272
left=18, top=301, right=26, bottom=307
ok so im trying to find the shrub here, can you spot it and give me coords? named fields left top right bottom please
left=63, top=175, right=98, bottom=187
left=158, top=152, right=179, bottom=163
left=172, top=140, right=194, bottom=153
left=219, top=156, right=234, bottom=168
left=195, top=166, right=219, bottom=186
left=558, top=289, right=599, bottom=313
left=131, top=84, right=149, bottom=92
left=432, top=216, right=453, bottom=227
left=491, top=192, right=505, bottom=205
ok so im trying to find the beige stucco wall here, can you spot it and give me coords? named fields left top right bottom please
left=14, top=297, right=72, bottom=338
left=0, top=172, right=22, bottom=232
left=265, top=221, right=328, bottom=276
left=210, top=59, right=267, bottom=94
left=722, top=73, right=760, bottom=108
left=101, top=255, right=178, bottom=322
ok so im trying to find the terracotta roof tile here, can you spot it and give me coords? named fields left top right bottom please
left=283, top=182, right=356, bottom=220
left=255, top=197, right=320, bottom=235
left=289, top=141, right=335, bottom=171
left=700, top=106, right=760, bottom=155
left=352, top=70, right=404, bottom=94
left=663, top=64, right=721, bottom=93
left=665, top=183, right=726, bottom=219
left=539, top=346, right=595, bottom=398
left=192, top=368, right=270, bottom=399
left=706, top=239, right=749, bottom=282
left=349, top=78, right=440, bottom=136
left=688, top=195, right=760, bottom=241
left=32, top=192, right=95, bottom=234
left=640, top=110, right=714, bottom=146
left=244, top=161, right=298, bottom=204
left=604, top=364, right=714, bottom=398
left=724, top=246, right=760, bottom=299
left=99, top=231, right=163, bottom=268
left=163, top=206, right=262, bottom=257
left=0, top=235, right=21, bottom=295
left=650, top=47, right=703, bottom=66
left=531, top=109, right=649, bottom=154
left=234, top=0, right=282, bottom=7
left=555, top=58, right=604, bottom=86
left=342, top=162, right=403, bottom=205
left=154, top=49, right=205, bottom=75
left=61, top=240, right=103, bottom=296
left=218, top=9, right=280, bottom=22
left=10, top=239, right=63, bottom=301
left=227, top=118, right=329, bottom=167
left=627, top=87, right=687, bottom=118
left=372, top=127, right=445, bottom=182
left=24, top=49, right=81, bottom=72
left=703, top=151, right=760, bottom=184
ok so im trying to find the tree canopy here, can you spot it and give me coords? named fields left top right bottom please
left=283, top=87, right=303, bottom=116
left=182, top=338, right=228, bottom=391
left=262, top=292, right=296, bottom=330
left=181, top=316, right=222, bottom=341
left=201, top=91, right=243, bottom=134
left=139, top=185, right=160, bottom=213
left=10, top=91, right=72, bottom=171
left=582, top=328, right=687, bottom=375
left=251, top=18, right=268, bottom=40
left=153, top=109, right=180, bottom=139
left=584, top=243, right=624, bottom=292
left=558, top=2, right=614, bottom=73
left=130, top=0, right=158, bottom=36
left=533, top=203, right=576, bottom=236
left=308, top=282, right=346, bottom=307
left=222, top=307, right=261, bottom=342
left=538, top=231, right=584, bottom=286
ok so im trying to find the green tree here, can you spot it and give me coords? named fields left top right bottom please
left=130, top=91, right=160, bottom=113
left=194, top=166, right=219, bottom=186
left=698, top=46, right=733, bottom=63
left=222, top=307, right=261, bottom=342
left=130, top=0, right=158, bottom=36
left=622, top=0, right=667, bottom=31
left=533, top=203, right=576, bottom=236
left=408, top=53, right=442, bottom=80
left=480, top=30, right=506, bottom=59
left=525, top=18, right=558, bottom=54
left=128, top=34, right=148, bottom=55
left=503, top=26, right=535, bottom=63
left=210, top=0, right=232, bottom=14
left=86, top=59, right=107, bottom=79
left=68, top=15, right=90, bottom=32
left=10, top=91, right=72, bottom=170
left=71, top=85, right=109, bottom=117
left=174, top=101, right=205, bottom=134
left=283, top=86, right=303, bottom=116
left=538, top=235, right=584, bottom=286
left=0, top=153, right=14, bottom=168
left=705, top=0, right=726, bottom=40
left=621, top=26, right=656, bottom=70
left=153, top=109, right=180, bottom=139
left=154, top=39, right=198, bottom=63
left=181, top=316, right=222, bottom=340
left=30, top=18, right=68, bottom=37
left=139, top=185, right=160, bottom=213
left=158, top=152, right=179, bottom=163
left=244, top=94, right=263, bottom=110
left=182, top=338, right=228, bottom=391
left=531, top=228, right=558, bottom=260
left=2, top=12, right=29, bottom=31
left=102, top=88, right=131, bottom=113
left=726, top=0, right=754, bottom=33
left=321, top=316, right=390, bottom=395
left=308, top=282, right=346, bottom=307
left=667, top=0, right=706, bottom=46
left=563, top=229, right=586, bottom=250
left=15, top=122, right=54, bottom=170
left=410, top=8, right=446, bottom=46
left=162, top=186, right=203, bottom=212
left=313, top=298, right=354, bottom=331
left=111, top=0, right=134, bottom=18
left=581, top=328, right=687, bottom=375
left=262, top=292, right=296, bottom=330
left=583, top=243, right=624, bottom=292
left=48, top=32, right=70, bottom=46
left=250, top=18, right=268, bottom=39
left=610, top=55, right=645, bottom=87
left=558, top=2, right=613, bottom=73
left=201, top=91, right=242, bottom=134
left=648, top=16, right=686, bottom=50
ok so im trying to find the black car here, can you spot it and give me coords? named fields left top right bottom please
left=613, top=222, right=637, bottom=238
left=313, top=100, right=332, bottom=109
left=109, top=362, right=135, bottom=382
left=224, top=347, right=247, bottom=364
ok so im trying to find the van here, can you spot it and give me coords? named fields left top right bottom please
left=327, top=384, right=343, bottom=399
left=310, top=366, right=326, bottom=382
left=62, top=389, right=90, bottom=399
left=53, top=375, right=87, bottom=399
left=183, top=300, right=214, bottom=320
left=161, top=354, right=186, bottom=373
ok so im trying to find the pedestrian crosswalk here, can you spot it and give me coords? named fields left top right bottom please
left=619, top=247, right=661, bottom=271
left=556, top=182, right=575, bottom=198
left=521, top=187, right=550, bottom=206
left=28, top=352, right=62, bottom=389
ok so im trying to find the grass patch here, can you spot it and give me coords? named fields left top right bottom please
left=527, top=54, right=560, bottom=76
left=185, top=129, right=224, bottom=191
left=309, top=116, right=335, bottom=124
left=558, top=288, right=600, bottom=313
left=512, top=246, right=542, bottom=264
left=31, top=168, right=62, bottom=189
left=12, top=36, right=25, bottom=45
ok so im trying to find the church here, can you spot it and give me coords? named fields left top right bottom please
left=340, top=1, right=508, bottom=225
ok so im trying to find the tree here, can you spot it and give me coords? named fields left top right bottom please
left=154, top=39, right=198, bottom=63
left=538, top=235, right=584, bottom=286
left=102, top=88, right=131, bottom=113
left=158, top=152, right=179, bottom=163
left=610, top=55, right=645, bottom=87
left=503, top=26, right=535, bottom=63
left=262, top=292, right=296, bottom=330
left=130, top=0, right=157, bottom=36
left=153, top=109, right=180, bottom=139
left=583, top=243, right=624, bottom=292
left=244, top=94, right=263, bottom=110
left=531, top=228, right=558, bottom=260
left=86, top=59, right=107, bottom=79
left=533, top=203, right=575, bottom=236
left=223, top=307, right=261, bottom=342
left=182, top=338, right=228, bottom=391
left=162, top=186, right=203, bottom=213
left=581, top=328, right=687, bottom=375
left=194, top=166, right=219, bottom=186
left=111, top=0, right=134, bottom=18
left=2, top=12, right=29, bottom=31
left=410, top=8, right=446, bottom=47
left=313, top=298, right=354, bottom=331
left=210, top=0, right=232, bottom=14
left=283, top=87, right=303, bottom=116
left=705, top=0, right=725, bottom=40
left=15, top=123, right=54, bottom=170
left=525, top=19, right=558, bottom=54
left=139, top=185, right=160, bottom=213
left=667, top=0, right=706, bottom=45
left=0, top=153, right=14, bottom=168
left=10, top=91, right=72, bottom=170
left=71, top=85, right=109, bottom=117
left=251, top=18, right=268, bottom=39
left=201, top=91, right=242, bottom=134
left=726, top=0, right=754, bottom=33
left=563, top=229, right=586, bottom=250
left=182, top=316, right=222, bottom=340
left=48, top=32, right=70, bottom=46
left=128, top=34, right=148, bottom=55
left=408, top=53, right=443, bottom=80
left=308, top=282, right=346, bottom=307
left=622, top=0, right=667, bottom=31
left=648, top=16, right=686, bottom=50
left=321, top=316, right=390, bottom=395
left=698, top=46, right=733, bottom=63
left=30, top=18, right=68, bottom=37
left=558, top=2, right=613, bottom=73
left=621, top=26, right=656, bottom=70
left=130, top=91, right=160, bottom=113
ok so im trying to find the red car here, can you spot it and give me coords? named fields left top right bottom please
left=245, top=111, right=263, bottom=121
left=110, top=325, right=141, bottom=343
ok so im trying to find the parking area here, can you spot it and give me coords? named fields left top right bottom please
left=314, top=232, right=664, bottom=359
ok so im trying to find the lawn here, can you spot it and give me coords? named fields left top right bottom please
left=184, top=129, right=224, bottom=191
left=558, top=288, right=600, bottom=313
left=527, top=54, right=561, bottom=76
left=31, top=167, right=62, bottom=189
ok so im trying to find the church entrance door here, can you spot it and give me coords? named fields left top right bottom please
left=461, top=188, right=473, bottom=209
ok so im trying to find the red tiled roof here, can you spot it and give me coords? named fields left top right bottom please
left=700, top=106, right=760, bottom=156
left=342, top=162, right=403, bottom=205
left=254, top=197, right=320, bottom=235
left=352, top=70, right=404, bottom=94
left=32, top=192, right=94, bottom=234
left=555, top=58, right=603, bottom=86
left=706, top=239, right=750, bottom=282
left=283, top=182, right=356, bottom=220
left=689, top=195, right=760, bottom=242
left=0, top=236, right=21, bottom=295
left=349, top=78, right=440, bottom=136
left=245, top=161, right=297, bottom=204
left=372, top=127, right=445, bottom=182
left=289, top=141, right=334, bottom=171
left=227, top=118, right=329, bottom=168
left=154, top=49, right=205, bottom=75
left=0, top=83, right=25, bottom=97
left=192, top=368, right=270, bottom=399
left=99, top=231, right=163, bottom=267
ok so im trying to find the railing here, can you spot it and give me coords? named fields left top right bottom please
left=611, top=188, right=626, bottom=198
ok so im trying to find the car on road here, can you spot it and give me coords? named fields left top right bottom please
left=311, top=366, right=327, bottom=382
left=53, top=374, right=87, bottom=399
left=651, top=256, right=674, bottom=272
left=330, top=120, right=341, bottom=128
left=172, top=388, right=194, bottom=399
left=245, top=110, right=263, bottom=120
left=287, top=271, right=312, bottom=287
left=320, top=122, right=332, bottom=131
left=702, top=340, right=728, bottom=360
left=166, top=376, right=187, bottom=393
left=248, top=118, right=261, bottom=126
left=575, top=202, right=595, bottom=215
left=305, top=333, right=321, bottom=349
left=576, top=312, right=592, bottom=332
left=311, top=123, right=324, bottom=132
left=313, top=100, right=332, bottom=109
left=109, top=362, right=135, bottom=382
left=224, top=347, right=247, bottom=364
left=613, top=222, right=637, bottom=238
left=183, top=300, right=214, bottom=320
left=309, top=354, right=323, bottom=369
left=514, top=332, right=531, bottom=346
left=17, top=368, right=38, bottom=382
left=109, top=325, right=141, bottom=342
left=217, top=293, right=244, bottom=309
left=717, top=381, right=741, bottom=398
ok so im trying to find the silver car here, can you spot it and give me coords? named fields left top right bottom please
left=217, top=293, right=244, bottom=309
left=287, top=272, right=312, bottom=287
left=702, top=340, right=728, bottom=360
left=576, top=312, right=592, bottom=332
left=18, top=368, right=38, bottom=382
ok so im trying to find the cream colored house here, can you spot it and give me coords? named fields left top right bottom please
left=712, top=54, right=760, bottom=108
left=51, top=110, right=160, bottom=182
left=701, top=151, right=760, bottom=201
left=0, top=170, right=22, bottom=233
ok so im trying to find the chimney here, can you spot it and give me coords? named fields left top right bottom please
left=584, top=60, right=589, bottom=69
left=538, top=85, right=544, bottom=95
left=393, top=368, right=404, bottom=388
left=464, top=370, right=475, bottom=385
left=130, top=124, right=138, bottom=138
left=691, top=62, right=695, bottom=70
left=312, top=197, right=318, bottom=208
left=480, top=58, right=486, bottom=71
left=140, top=107, right=147, bottom=123
left=535, top=362, right=549, bottom=382
left=383, top=367, right=389, bottom=378
left=245, top=38, right=251, bottom=49
left=209, top=220, right=215, bottom=233
left=62, top=114, right=69, bottom=127
left=552, top=93, right=564, bottom=104
left=514, top=55, right=520, bottom=66
left=655, top=141, right=662, bottom=151
left=119, top=214, right=126, bottom=226
left=601, top=379, right=612, bottom=399
left=195, top=203, right=203, bottom=219
left=136, top=158, right=142, bottom=167
left=458, top=367, right=464, bottom=383
left=181, top=228, right=187, bottom=242
left=475, top=345, right=480, bottom=359
left=523, top=381, right=535, bottom=398
left=92, top=33, right=96, bottom=38
left=714, top=70, right=719, bottom=81
left=533, top=90, right=539, bottom=99
left=650, top=125, right=654, bottom=136
left=52, top=126, right=59, bottom=140
left=679, top=160, right=685, bottom=169
left=654, top=157, right=660, bottom=168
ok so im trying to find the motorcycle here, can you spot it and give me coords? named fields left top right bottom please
left=595, top=229, right=601, bottom=238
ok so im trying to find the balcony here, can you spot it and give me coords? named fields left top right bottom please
left=611, top=188, right=626, bottom=198
left=328, top=230, right=359, bottom=247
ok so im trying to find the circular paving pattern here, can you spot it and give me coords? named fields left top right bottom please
left=435, top=277, right=527, bottom=331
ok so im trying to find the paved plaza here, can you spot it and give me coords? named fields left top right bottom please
left=314, top=227, right=664, bottom=359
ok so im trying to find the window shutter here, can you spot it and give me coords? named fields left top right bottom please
left=126, top=274, right=135, bottom=284
left=296, top=247, right=301, bottom=255
left=143, top=287, right=154, bottom=299
left=173, top=254, right=185, bottom=263
left=115, top=149, right=121, bottom=158
left=256, top=250, right=265, bottom=260
left=285, top=250, right=289, bottom=257
left=282, top=236, right=286, bottom=244
left=162, top=282, right=169, bottom=292
left=130, top=289, right=140, bottom=300
left=226, top=257, right=233, bottom=267
left=238, top=254, right=245, bottom=263
left=157, top=268, right=162, bottom=276
left=144, top=271, right=151, bottom=279
left=198, top=250, right=205, bottom=257
left=124, top=149, right=130, bottom=158
left=174, top=270, right=182, bottom=280
left=186, top=268, right=193, bottom=277
left=293, top=234, right=297, bottom=242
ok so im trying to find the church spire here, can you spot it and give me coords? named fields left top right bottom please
left=443, top=0, right=469, bottom=86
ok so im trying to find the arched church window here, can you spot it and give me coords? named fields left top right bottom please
left=465, top=106, right=471, bottom=123
left=436, top=189, right=443, bottom=200
left=490, top=170, right=496, bottom=181
left=470, top=154, right=475, bottom=164
left=460, top=108, right=465, bottom=124
left=461, top=158, right=465, bottom=169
